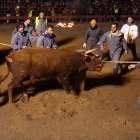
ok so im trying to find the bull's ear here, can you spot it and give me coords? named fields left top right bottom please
left=85, top=56, right=91, bottom=62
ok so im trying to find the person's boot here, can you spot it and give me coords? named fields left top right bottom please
left=113, top=69, right=118, bottom=77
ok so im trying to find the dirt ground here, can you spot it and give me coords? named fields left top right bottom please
left=0, top=22, right=140, bottom=140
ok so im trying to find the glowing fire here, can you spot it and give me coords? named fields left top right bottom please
left=55, top=22, right=77, bottom=28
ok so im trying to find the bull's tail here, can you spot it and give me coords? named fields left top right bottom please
left=0, top=62, right=10, bottom=83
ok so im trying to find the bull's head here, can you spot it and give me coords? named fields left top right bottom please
left=76, top=49, right=103, bottom=72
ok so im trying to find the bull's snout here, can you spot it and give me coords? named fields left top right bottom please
left=97, top=63, right=103, bottom=68
left=96, top=63, right=104, bottom=72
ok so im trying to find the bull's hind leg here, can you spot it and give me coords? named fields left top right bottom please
left=57, top=76, right=78, bottom=98
left=8, top=79, right=22, bottom=103
left=19, top=83, right=28, bottom=103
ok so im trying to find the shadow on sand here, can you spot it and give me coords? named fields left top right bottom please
left=57, top=35, right=77, bottom=47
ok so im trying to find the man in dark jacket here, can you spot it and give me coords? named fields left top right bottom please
left=83, top=19, right=103, bottom=59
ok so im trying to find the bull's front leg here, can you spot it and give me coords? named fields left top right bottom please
left=57, top=76, right=78, bottom=98
left=57, top=76, right=70, bottom=94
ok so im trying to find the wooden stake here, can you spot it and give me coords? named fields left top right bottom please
left=0, top=43, right=11, bottom=47
left=102, top=61, right=140, bottom=64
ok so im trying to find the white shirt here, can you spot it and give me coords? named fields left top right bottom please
left=120, top=23, right=138, bottom=44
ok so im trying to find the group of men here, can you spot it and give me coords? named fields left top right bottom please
left=9, top=13, right=139, bottom=76
left=83, top=16, right=138, bottom=76
left=9, top=11, right=57, bottom=61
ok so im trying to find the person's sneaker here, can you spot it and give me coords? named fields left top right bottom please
left=118, top=65, right=123, bottom=74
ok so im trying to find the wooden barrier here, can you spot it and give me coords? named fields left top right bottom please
left=106, top=15, right=140, bottom=21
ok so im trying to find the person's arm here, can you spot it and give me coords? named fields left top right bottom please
left=12, top=28, right=18, bottom=37
left=83, top=29, right=90, bottom=43
left=28, top=33, right=37, bottom=42
left=99, top=28, right=103, bottom=39
left=122, top=37, right=128, bottom=50
left=30, top=26, right=36, bottom=35
left=128, top=63, right=140, bottom=70
left=83, top=29, right=90, bottom=47
left=120, top=25, right=124, bottom=34
left=52, top=36, right=58, bottom=49
left=11, top=34, right=21, bottom=50
left=131, top=26, right=138, bottom=40
left=36, top=36, right=44, bottom=48
left=98, top=33, right=107, bottom=50
left=135, top=63, right=140, bottom=69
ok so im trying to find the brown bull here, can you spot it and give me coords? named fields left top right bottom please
left=0, top=48, right=103, bottom=103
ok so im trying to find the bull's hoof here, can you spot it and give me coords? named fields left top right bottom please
left=20, top=94, right=28, bottom=103
left=9, top=101, right=13, bottom=104
left=74, top=94, right=79, bottom=99
left=70, top=90, right=79, bottom=99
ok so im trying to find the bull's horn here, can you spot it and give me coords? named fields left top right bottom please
left=84, top=48, right=98, bottom=55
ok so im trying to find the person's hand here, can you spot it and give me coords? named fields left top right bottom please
left=124, top=50, right=128, bottom=55
left=83, top=43, right=86, bottom=48
left=37, top=35, right=41, bottom=39
left=100, top=45, right=105, bottom=51
left=129, top=38, right=132, bottom=41
left=128, top=64, right=136, bottom=70
left=22, top=46, right=27, bottom=49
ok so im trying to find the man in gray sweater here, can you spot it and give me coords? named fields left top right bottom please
left=99, top=23, right=128, bottom=76
left=83, top=19, right=103, bottom=59
left=11, top=22, right=37, bottom=50
left=36, top=25, right=57, bottom=49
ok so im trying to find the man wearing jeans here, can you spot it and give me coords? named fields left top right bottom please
left=99, top=23, right=128, bottom=76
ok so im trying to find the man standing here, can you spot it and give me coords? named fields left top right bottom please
left=121, top=16, right=138, bottom=60
left=36, top=25, right=57, bottom=49
left=114, top=4, right=119, bottom=22
left=83, top=19, right=103, bottom=59
left=99, top=23, right=128, bottom=76
left=35, top=12, right=48, bottom=36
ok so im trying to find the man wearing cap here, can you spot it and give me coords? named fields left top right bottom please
left=12, top=17, right=36, bottom=37
left=83, top=19, right=103, bottom=59
left=99, top=23, right=128, bottom=76
left=121, top=16, right=138, bottom=60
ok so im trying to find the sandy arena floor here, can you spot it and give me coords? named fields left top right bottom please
left=0, top=22, right=140, bottom=140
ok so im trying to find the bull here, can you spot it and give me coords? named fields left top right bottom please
left=0, top=48, right=103, bottom=103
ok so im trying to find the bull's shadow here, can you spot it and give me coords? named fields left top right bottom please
left=57, top=35, right=77, bottom=47
left=0, top=79, right=63, bottom=106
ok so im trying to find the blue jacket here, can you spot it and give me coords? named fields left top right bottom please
left=36, top=33, right=57, bottom=49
